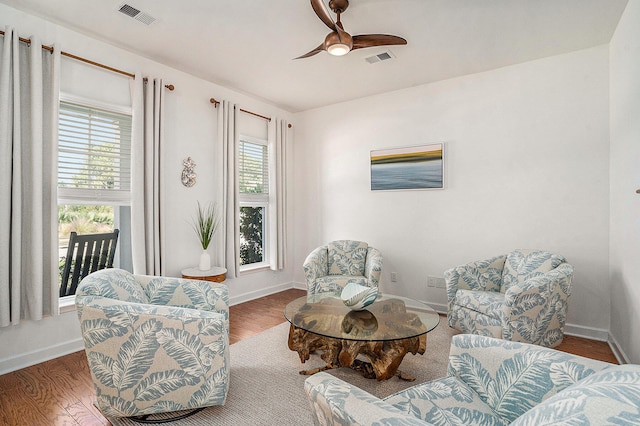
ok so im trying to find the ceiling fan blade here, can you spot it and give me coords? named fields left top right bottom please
left=352, top=34, right=407, bottom=50
left=294, top=43, right=326, bottom=60
left=310, top=0, right=337, bottom=31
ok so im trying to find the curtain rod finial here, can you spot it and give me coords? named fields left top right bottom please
left=210, top=97, right=219, bottom=107
left=165, top=84, right=174, bottom=91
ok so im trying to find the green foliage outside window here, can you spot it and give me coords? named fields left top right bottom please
left=240, top=206, right=263, bottom=265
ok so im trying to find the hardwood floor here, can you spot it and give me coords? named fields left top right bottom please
left=0, top=288, right=617, bottom=425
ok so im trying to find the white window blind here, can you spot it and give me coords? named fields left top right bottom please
left=239, top=138, right=269, bottom=195
left=58, top=101, right=132, bottom=203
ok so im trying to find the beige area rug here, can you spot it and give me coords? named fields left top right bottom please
left=110, top=316, right=459, bottom=426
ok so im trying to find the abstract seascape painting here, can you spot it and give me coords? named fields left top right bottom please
left=370, top=143, right=444, bottom=191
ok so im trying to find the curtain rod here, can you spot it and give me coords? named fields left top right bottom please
left=209, top=97, right=292, bottom=128
left=0, top=29, right=174, bottom=91
left=210, top=97, right=270, bottom=121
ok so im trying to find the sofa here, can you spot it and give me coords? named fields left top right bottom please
left=305, top=334, right=640, bottom=425
left=445, top=249, right=573, bottom=347
left=75, top=268, right=230, bottom=418
left=303, top=240, right=383, bottom=294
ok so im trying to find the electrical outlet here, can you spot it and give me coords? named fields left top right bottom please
left=390, top=272, right=398, bottom=282
left=427, top=276, right=436, bottom=287
left=427, top=275, right=446, bottom=288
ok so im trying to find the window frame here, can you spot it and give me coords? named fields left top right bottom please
left=57, top=94, right=133, bottom=303
left=238, top=134, right=271, bottom=272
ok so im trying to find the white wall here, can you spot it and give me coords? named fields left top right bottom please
left=293, top=46, right=611, bottom=338
left=0, top=3, right=295, bottom=374
left=609, top=0, right=640, bottom=364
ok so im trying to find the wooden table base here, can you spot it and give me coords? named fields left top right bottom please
left=287, top=324, right=426, bottom=381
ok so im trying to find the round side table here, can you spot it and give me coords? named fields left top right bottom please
left=181, top=266, right=227, bottom=283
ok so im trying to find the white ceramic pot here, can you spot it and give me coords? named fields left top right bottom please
left=199, top=250, right=211, bottom=271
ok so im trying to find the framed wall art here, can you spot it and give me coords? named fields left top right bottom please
left=370, top=143, right=444, bottom=191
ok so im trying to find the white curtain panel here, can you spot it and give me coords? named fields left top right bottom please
left=0, top=27, right=60, bottom=326
left=268, top=119, right=289, bottom=271
left=130, top=75, right=166, bottom=276
left=218, top=101, right=240, bottom=278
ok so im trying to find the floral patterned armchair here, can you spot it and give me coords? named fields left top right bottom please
left=303, top=240, right=382, bottom=294
left=75, top=268, right=229, bottom=419
left=445, top=249, right=573, bottom=347
left=305, top=334, right=639, bottom=425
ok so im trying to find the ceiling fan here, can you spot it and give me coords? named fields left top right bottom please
left=295, top=0, right=407, bottom=59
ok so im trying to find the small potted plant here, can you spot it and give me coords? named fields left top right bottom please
left=192, top=201, right=220, bottom=271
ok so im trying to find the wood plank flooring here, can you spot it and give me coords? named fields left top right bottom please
left=0, top=288, right=617, bottom=425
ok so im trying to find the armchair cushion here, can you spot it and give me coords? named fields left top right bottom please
left=328, top=240, right=369, bottom=276
left=384, top=376, right=505, bottom=426
left=454, top=289, right=505, bottom=320
left=313, top=275, right=370, bottom=294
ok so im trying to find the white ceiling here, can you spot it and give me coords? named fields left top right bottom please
left=0, top=0, right=628, bottom=112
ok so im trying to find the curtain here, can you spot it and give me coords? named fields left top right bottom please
left=0, top=27, right=60, bottom=327
left=268, top=119, right=289, bottom=271
left=131, top=75, right=166, bottom=276
left=218, top=101, right=240, bottom=278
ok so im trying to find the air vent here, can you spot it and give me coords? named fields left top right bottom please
left=365, top=51, right=395, bottom=64
left=117, top=3, right=157, bottom=26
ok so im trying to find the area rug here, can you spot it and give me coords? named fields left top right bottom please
left=110, top=316, right=459, bottom=425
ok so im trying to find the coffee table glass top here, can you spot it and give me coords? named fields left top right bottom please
left=284, top=292, right=440, bottom=342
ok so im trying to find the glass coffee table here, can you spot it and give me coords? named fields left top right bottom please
left=284, top=292, right=440, bottom=381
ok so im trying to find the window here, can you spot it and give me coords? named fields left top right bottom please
left=57, top=98, right=133, bottom=297
left=238, top=135, right=269, bottom=269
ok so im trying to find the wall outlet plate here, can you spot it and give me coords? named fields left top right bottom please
left=427, top=275, right=446, bottom=288
left=390, top=272, right=398, bottom=282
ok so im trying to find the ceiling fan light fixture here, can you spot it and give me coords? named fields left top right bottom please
left=327, top=43, right=350, bottom=56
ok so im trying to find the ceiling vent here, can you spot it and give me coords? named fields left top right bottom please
left=365, top=51, right=395, bottom=64
left=117, top=3, right=157, bottom=26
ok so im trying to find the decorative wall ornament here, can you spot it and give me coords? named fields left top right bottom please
left=181, top=156, right=197, bottom=187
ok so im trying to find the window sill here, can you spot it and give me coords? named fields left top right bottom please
left=59, top=295, right=77, bottom=314
left=239, top=263, right=271, bottom=275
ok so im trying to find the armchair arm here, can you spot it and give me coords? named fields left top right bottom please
left=502, top=264, right=574, bottom=347
left=136, top=276, right=229, bottom=321
left=447, top=334, right=610, bottom=424
left=304, top=372, right=429, bottom=426
left=444, top=254, right=506, bottom=305
left=303, top=246, right=329, bottom=289
left=364, top=247, right=383, bottom=287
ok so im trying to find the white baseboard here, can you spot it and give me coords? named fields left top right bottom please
left=0, top=338, right=85, bottom=376
left=229, top=281, right=296, bottom=306
left=564, top=323, right=609, bottom=341
left=607, top=332, right=630, bottom=364
left=421, top=301, right=447, bottom=315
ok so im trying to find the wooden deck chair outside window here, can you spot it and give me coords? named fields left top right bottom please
left=60, top=230, right=120, bottom=297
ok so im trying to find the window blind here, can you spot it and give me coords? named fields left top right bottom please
left=58, top=102, right=132, bottom=198
left=239, top=139, right=269, bottom=194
